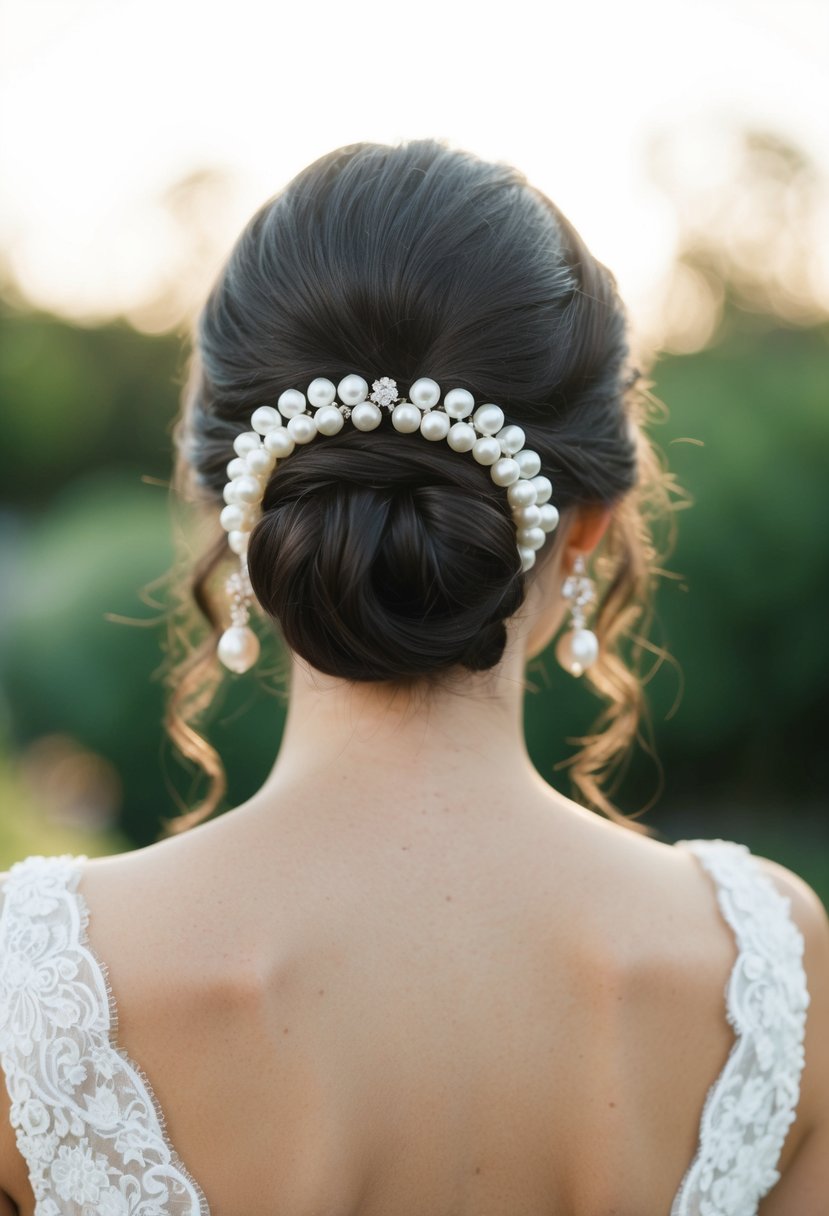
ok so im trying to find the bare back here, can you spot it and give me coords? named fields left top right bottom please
left=0, top=787, right=823, bottom=1215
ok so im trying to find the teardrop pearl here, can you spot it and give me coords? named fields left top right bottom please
left=518, top=546, right=536, bottom=572
left=228, top=530, right=249, bottom=555
left=217, top=625, right=261, bottom=673
left=555, top=627, right=599, bottom=677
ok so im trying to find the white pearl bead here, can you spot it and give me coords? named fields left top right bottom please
left=514, top=449, right=542, bottom=478
left=446, top=422, right=476, bottom=452
left=516, top=526, right=546, bottom=551
left=223, top=482, right=241, bottom=505
left=264, top=427, right=295, bottom=457
left=496, top=424, right=526, bottom=455
left=555, top=627, right=599, bottom=677
left=351, top=401, right=383, bottom=431
left=233, top=431, right=261, bottom=458
left=518, top=546, right=536, bottom=572
left=472, top=436, right=501, bottom=466
left=337, top=374, right=369, bottom=406
left=443, top=388, right=474, bottom=419
left=539, top=503, right=560, bottom=532
left=217, top=625, right=261, bottom=674
left=307, top=377, right=337, bottom=408
left=409, top=377, right=441, bottom=410
left=472, top=404, right=506, bottom=436
left=391, top=403, right=422, bottom=433
left=227, top=456, right=249, bottom=480
left=507, top=479, right=538, bottom=508
left=531, top=474, right=553, bottom=504
left=233, top=474, right=262, bottom=504
left=245, top=447, right=275, bottom=476
left=277, top=389, right=306, bottom=419
left=251, top=406, right=281, bottom=434
left=287, top=414, right=318, bottom=443
left=420, top=410, right=451, bottom=441
left=228, top=530, right=249, bottom=555
left=219, top=503, right=248, bottom=532
left=514, top=504, right=542, bottom=528
left=315, top=405, right=345, bottom=436
left=490, top=457, right=521, bottom=487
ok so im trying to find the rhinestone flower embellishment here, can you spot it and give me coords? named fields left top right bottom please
left=370, top=377, right=399, bottom=408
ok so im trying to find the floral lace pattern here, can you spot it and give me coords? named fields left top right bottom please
left=670, top=839, right=810, bottom=1216
left=0, top=854, right=209, bottom=1216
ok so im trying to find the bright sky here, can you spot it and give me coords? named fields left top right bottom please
left=1, top=0, right=827, bottom=345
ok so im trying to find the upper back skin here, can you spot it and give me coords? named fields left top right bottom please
left=0, top=782, right=825, bottom=1216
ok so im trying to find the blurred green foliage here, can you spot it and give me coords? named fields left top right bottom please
left=0, top=297, right=827, bottom=899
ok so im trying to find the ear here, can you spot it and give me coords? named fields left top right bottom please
left=562, top=504, right=613, bottom=566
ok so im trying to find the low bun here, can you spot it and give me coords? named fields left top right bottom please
left=246, top=427, right=524, bottom=682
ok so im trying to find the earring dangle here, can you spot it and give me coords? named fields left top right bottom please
left=555, top=554, right=599, bottom=677
left=217, top=560, right=261, bottom=674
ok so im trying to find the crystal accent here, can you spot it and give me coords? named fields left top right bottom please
left=369, top=377, right=399, bottom=408
left=226, top=565, right=254, bottom=627
left=561, top=554, right=595, bottom=629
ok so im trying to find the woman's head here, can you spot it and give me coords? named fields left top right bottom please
left=167, top=138, right=675, bottom=828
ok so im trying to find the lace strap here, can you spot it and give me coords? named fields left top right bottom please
left=0, top=854, right=209, bottom=1215
left=669, top=838, right=810, bottom=1216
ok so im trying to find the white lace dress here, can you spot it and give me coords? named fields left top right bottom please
left=0, top=839, right=810, bottom=1216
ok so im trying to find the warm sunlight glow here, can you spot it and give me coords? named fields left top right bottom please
left=1, top=0, right=828, bottom=349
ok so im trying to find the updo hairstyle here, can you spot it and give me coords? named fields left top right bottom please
left=165, top=139, right=678, bottom=831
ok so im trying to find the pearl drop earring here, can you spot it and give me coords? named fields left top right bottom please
left=555, top=553, right=599, bottom=677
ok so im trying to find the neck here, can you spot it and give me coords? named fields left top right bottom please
left=255, top=634, right=547, bottom=815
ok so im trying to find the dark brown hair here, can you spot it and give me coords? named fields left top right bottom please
left=163, top=138, right=680, bottom=832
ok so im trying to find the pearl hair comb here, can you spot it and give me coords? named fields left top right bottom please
left=216, top=375, right=560, bottom=673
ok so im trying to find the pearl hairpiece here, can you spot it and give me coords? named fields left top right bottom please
left=216, top=374, right=559, bottom=673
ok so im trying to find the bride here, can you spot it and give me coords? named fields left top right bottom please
left=0, top=139, right=825, bottom=1216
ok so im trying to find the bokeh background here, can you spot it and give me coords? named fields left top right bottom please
left=1, top=1, right=827, bottom=899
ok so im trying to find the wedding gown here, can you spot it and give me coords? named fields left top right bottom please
left=0, top=838, right=810, bottom=1216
